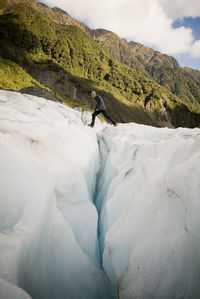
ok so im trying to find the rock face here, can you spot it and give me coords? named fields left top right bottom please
left=20, top=86, right=63, bottom=103
left=26, top=64, right=93, bottom=109
left=128, top=41, right=180, bottom=69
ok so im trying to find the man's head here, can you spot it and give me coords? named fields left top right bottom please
left=91, top=91, right=96, bottom=98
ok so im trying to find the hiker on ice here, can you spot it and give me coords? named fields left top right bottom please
left=89, top=91, right=117, bottom=127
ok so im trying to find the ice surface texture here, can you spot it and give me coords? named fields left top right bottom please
left=0, top=90, right=200, bottom=299
left=97, top=124, right=200, bottom=298
left=0, top=91, right=111, bottom=299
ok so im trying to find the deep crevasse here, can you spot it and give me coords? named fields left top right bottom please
left=0, top=90, right=200, bottom=299
left=0, top=90, right=113, bottom=299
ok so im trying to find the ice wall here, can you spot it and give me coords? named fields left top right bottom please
left=0, top=90, right=112, bottom=299
left=96, top=124, right=200, bottom=299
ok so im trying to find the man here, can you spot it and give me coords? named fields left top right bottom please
left=89, top=91, right=117, bottom=127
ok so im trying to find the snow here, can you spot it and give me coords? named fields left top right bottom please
left=0, top=89, right=200, bottom=299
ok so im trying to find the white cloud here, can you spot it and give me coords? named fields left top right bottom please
left=41, top=0, right=200, bottom=57
left=158, top=0, right=200, bottom=19
left=191, top=40, right=200, bottom=58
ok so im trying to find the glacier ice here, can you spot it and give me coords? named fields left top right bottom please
left=0, top=90, right=200, bottom=299
left=97, top=124, right=200, bottom=298
left=0, top=90, right=112, bottom=299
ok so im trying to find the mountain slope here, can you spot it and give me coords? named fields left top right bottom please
left=184, top=67, right=200, bottom=87
left=0, top=0, right=200, bottom=127
left=91, top=29, right=200, bottom=110
left=90, top=29, right=148, bottom=75
left=129, top=41, right=200, bottom=105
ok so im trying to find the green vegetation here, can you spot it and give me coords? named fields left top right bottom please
left=145, top=64, right=200, bottom=109
left=93, top=30, right=200, bottom=116
left=184, top=67, right=200, bottom=88
left=0, top=56, right=39, bottom=90
left=0, top=0, right=199, bottom=127
left=0, top=56, right=93, bottom=112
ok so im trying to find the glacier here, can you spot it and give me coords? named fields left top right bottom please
left=96, top=124, right=200, bottom=298
left=0, top=89, right=200, bottom=299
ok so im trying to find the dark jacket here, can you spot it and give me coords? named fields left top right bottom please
left=95, top=95, right=106, bottom=111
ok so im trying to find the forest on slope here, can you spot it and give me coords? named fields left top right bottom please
left=91, top=29, right=200, bottom=109
left=0, top=0, right=200, bottom=127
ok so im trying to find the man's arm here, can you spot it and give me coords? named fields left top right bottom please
left=95, top=97, right=100, bottom=111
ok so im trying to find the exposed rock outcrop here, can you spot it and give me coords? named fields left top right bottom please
left=20, top=86, right=63, bottom=103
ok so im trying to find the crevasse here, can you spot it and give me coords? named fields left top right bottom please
left=1, top=90, right=200, bottom=299
left=0, top=90, right=113, bottom=299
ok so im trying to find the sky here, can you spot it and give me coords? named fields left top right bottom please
left=40, top=0, right=200, bottom=70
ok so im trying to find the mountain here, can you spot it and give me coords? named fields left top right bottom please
left=91, top=29, right=200, bottom=110
left=184, top=67, right=200, bottom=87
left=90, top=29, right=148, bottom=75
left=1, top=89, right=200, bottom=299
left=0, top=0, right=200, bottom=127
left=129, top=41, right=200, bottom=105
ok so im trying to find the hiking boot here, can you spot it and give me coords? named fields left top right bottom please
left=88, top=124, right=94, bottom=127
left=114, top=123, right=118, bottom=126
